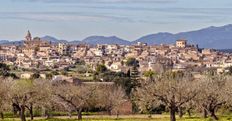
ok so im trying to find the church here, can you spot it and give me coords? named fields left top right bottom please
left=22, top=31, right=51, bottom=58
left=24, top=31, right=50, bottom=48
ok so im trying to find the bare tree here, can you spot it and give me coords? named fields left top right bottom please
left=135, top=71, right=199, bottom=121
left=182, top=100, right=195, bottom=118
left=196, top=75, right=229, bottom=120
left=10, top=79, right=52, bottom=121
left=98, top=86, right=127, bottom=118
left=52, top=83, right=98, bottom=120
left=27, top=79, right=52, bottom=120
left=134, top=80, right=161, bottom=118
left=0, top=78, right=12, bottom=119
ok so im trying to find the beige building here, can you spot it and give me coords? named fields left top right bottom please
left=176, top=39, right=187, bottom=48
left=57, top=43, right=68, bottom=55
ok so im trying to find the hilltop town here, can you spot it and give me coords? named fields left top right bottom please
left=0, top=31, right=231, bottom=79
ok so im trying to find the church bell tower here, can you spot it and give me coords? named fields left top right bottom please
left=25, top=30, right=32, bottom=41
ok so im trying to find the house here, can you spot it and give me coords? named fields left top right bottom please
left=108, top=62, right=123, bottom=72
left=21, top=73, right=33, bottom=79
left=176, top=39, right=187, bottom=48
left=52, top=75, right=74, bottom=83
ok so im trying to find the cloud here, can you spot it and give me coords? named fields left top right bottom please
left=1, top=7, right=231, bottom=25
left=0, top=12, right=134, bottom=22
left=3, top=0, right=232, bottom=25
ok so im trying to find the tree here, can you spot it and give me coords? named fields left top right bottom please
left=126, top=58, right=139, bottom=67
left=134, top=82, right=160, bottom=118
left=195, top=75, right=228, bottom=120
left=181, top=100, right=195, bottom=118
left=226, top=66, right=232, bottom=75
left=46, top=73, right=53, bottom=80
left=0, top=63, right=10, bottom=77
left=98, top=86, right=126, bottom=117
left=31, top=72, right=40, bottom=79
left=114, top=74, right=132, bottom=96
left=130, top=66, right=140, bottom=92
left=96, top=64, right=107, bottom=73
left=28, top=79, right=52, bottom=120
left=10, top=79, right=35, bottom=121
left=10, top=79, right=52, bottom=121
left=128, top=66, right=141, bottom=113
left=0, top=63, right=18, bottom=79
left=143, top=70, right=156, bottom=82
left=135, top=71, right=199, bottom=121
left=0, top=78, right=12, bottom=119
left=52, top=83, right=98, bottom=120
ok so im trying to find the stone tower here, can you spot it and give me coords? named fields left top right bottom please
left=25, top=30, right=32, bottom=41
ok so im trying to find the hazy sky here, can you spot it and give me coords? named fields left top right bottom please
left=0, top=0, right=232, bottom=41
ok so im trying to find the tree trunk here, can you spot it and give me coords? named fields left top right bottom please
left=178, top=107, right=184, bottom=118
left=0, top=112, right=4, bottom=120
left=202, top=108, right=208, bottom=118
left=44, top=110, right=51, bottom=119
left=187, top=109, right=191, bottom=117
left=209, top=109, right=218, bottom=120
left=29, top=104, right=33, bottom=120
left=68, top=111, right=72, bottom=118
left=116, top=110, right=119, bottom=119
left=107, top=108, right=112, bottom=116
left=170, top=106, right=176, bottom=121
left=77, top=108, right=82, bottom=120
left=20, top=105, right=26, bottom=121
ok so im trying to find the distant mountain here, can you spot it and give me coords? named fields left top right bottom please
left=134, top=32, right=175, bottom=45
left=82, top=36, right=131, bottom=45
left=1, top=24, right=232, bottom=49
left=134, top=24, right=232, bottom=49
left=217, top=49, right=232, bottom=53
left=0, top=40, right=10, bottom=44
left=41, top=36, right=68, bottom=44
left=69, top=40, right=83, bottom=45
left=0, top=40, right=23, bottom=46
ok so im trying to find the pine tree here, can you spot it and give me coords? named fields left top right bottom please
left=130, top=66, right=140, bottom=113
left=130, top=66, right=140, bottom=91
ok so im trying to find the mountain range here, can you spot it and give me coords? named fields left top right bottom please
left=1, top=24, right=232, bottom=49
left=134, top=24, right=232, bottom=49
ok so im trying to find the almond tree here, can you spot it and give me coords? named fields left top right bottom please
left=0, top=78, right=12, bottom=119
left=98, top=86, right=127, bottom=117
left=10, top=79, right=52, bottom=121
left=134, top=82, right=160, bottom=118
left=135, top=71, right=199, bottom=121
left=27, top=79, right=52, bottom=120
left=196, top=75, right=228, bottom=120
left=10, top=79, right=35, bottom=121
left=224, top=76, right=232, bottom=114
left=52, top=83, right=98, bottom=120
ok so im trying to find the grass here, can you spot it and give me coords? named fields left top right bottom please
left=1, top=116, right=232, bottom=121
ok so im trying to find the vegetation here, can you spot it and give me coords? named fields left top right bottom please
left=125, top=58, right=139, bottom=67
left=1, top=62, right=232, bottom=121
left=0, top=63, right=18, bottom=79
left=96, top=64, right=107, bottom=74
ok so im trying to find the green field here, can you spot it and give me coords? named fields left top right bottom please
left=1, top=116, right=232, bottom=121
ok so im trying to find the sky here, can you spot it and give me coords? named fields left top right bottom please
left=0, top=0, right=232, bottom=41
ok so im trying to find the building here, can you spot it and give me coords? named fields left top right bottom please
left=24, top=31, right=50, bottom=48
left=57, top=43, right=68, bottom=55
left=176, top=39, right=187, bottom=48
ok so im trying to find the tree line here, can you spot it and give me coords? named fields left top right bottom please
left=135, top=71, right=232, bottom=121
left=0, top=78, right=127, bottom=121
left=1, top=60, right=232, bottom=121
left=1, top=71, right=232, bottom=121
